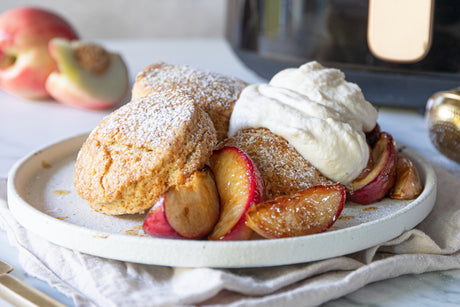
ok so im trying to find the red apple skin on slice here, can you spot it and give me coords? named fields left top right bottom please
left=143, top=196, right=183, bottom=239
left=246, top=184, right=345, bottom=239
left=215, top=218, right=254, bottom=241
left=208, top=146, right=265, bottom=241
left=347, top=132, right=397, bottom=205
left=143, top=167, right=220, bottom=240
left=390, top=155, right=423, bottom=200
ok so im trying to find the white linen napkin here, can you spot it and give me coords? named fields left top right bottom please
left=1, top=165, right=460, bottom=307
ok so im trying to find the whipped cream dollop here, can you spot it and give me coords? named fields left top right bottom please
left=228, top=61, right=378, bottom=184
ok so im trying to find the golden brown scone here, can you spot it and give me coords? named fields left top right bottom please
left=221, top=128, right=333, bottom=200
left=74, top=91, right=217, bottom=215
left=132, top=61, right=248, bottom=142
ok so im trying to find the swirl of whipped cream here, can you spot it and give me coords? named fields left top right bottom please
left=228, top=61, right=378, bottom=184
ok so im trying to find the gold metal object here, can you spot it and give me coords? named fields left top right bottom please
left=426, top=88, right=460, bottom=163
left=0, top=261, right=12, bottom=275
left=0, top=259, right=66, bottom=307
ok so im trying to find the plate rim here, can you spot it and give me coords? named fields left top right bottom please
left=7, top=133, right=437, bottom=268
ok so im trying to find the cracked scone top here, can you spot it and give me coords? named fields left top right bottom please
left=74, top=91, right=217, bottom=215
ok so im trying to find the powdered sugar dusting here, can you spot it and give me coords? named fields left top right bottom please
left=138, top=63, right=248, bottom=109
left=93, top=91, right=196, bottom=151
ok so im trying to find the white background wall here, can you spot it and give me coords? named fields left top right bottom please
left=0, top=0, right=227, bottom=39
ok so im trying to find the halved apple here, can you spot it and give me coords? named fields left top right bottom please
left=246, top=184, right=345, bottom=238
left=46, top=38, right=129, bottom=109
left=347, top=132, right=397, bottom=204
left=390, top=155, right=423, bottom=200
left=208, top=146, right=265, bottom=241
left=143, top=167, right=220, bottom=239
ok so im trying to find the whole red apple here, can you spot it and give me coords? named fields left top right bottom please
left=0, top=7, right=78, bottom=99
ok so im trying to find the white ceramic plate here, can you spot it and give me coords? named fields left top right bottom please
left=7, top=133, right=437, bottom=268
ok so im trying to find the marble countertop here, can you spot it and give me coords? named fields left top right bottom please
left=1, top=38, right=460, bottom=306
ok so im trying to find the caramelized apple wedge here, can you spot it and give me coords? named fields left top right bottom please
left=246, top=184, right=345, bottom=239
left=143, top=167, right=220, bottom=239
left=390, top=155, right=423, bottom=200
left=347, top=132, right=397, bottom=204
left=208, top=146, right=265, bottom=240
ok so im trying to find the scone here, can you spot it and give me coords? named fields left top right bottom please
left=131, top=61, right=248, bottom=141
left=221, top=128, right=333, bottom=200
left=74, top=91, right=217, bottom=215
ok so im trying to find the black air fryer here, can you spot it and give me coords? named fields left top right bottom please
left=226, top=0, right=460, bottom=109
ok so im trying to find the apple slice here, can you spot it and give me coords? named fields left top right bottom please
left=246, top=184, right=345, bottom=239
left=390, top=156, right=423, bottom=200
left=208, top=146, right=265, bottom=241
left=143, top=167, right=220, bottom=239
left=347, top=132, right=397, bottom=204
left=45, top=38, right=129, bottom=109
left=142, top=195, right=183, bottom=239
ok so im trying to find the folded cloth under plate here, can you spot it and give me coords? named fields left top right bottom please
left=0, top=165, right=460, bottom=307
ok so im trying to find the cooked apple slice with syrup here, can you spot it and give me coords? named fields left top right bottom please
left=347, top=132, right=397, bottom=205
left=142, top=195, right=183, bottom=239
left=246, top=183, right=345, bottom=238
left=208, top=146, right=265, bottom=240
left=390, top=155, right=423, bottom=200
left=143, top=166, right=220, bottom=239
